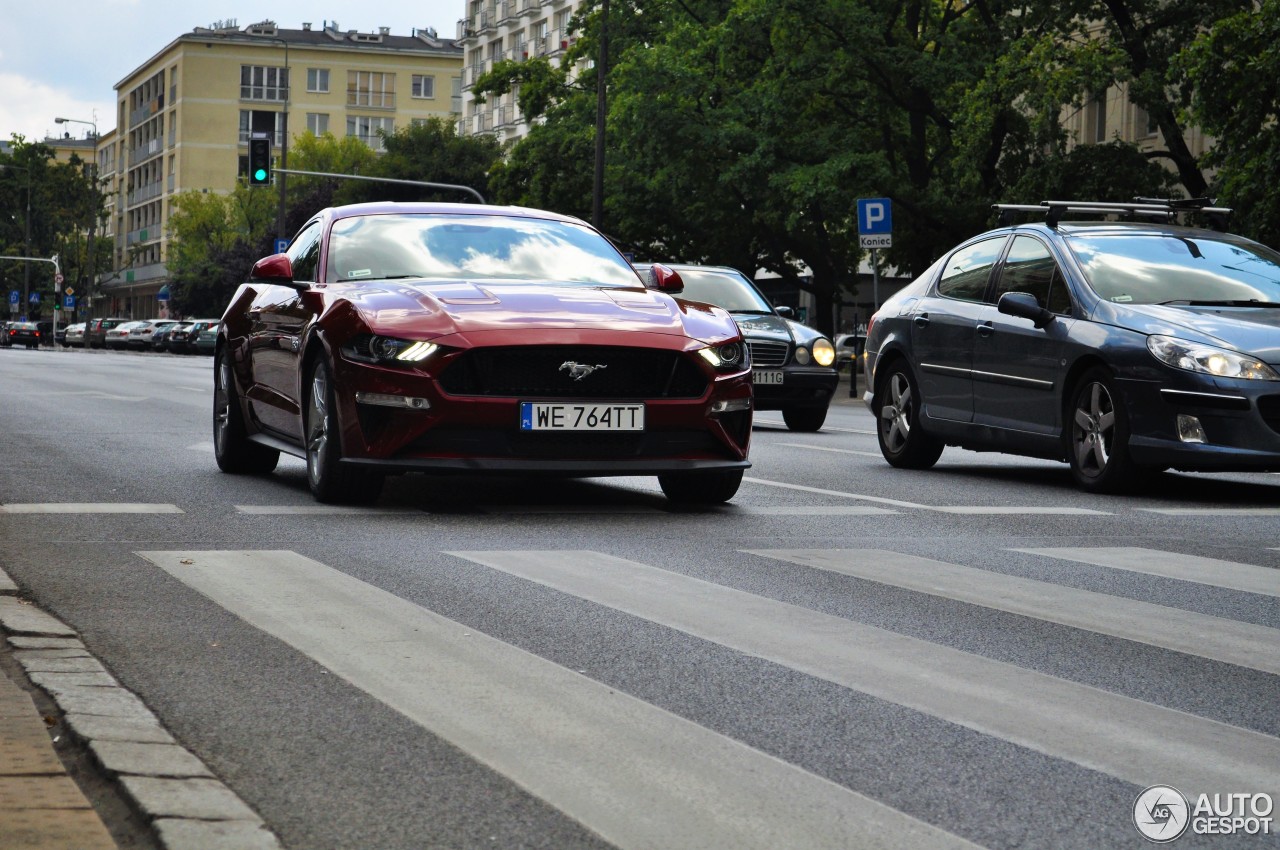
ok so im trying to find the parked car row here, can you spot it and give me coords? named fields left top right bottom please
left=46, top=318, right=222, bottom=354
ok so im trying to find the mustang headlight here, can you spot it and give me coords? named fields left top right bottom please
left=699, top=341, right=747, bottom=372
left=1146, top=335, right=1280, bottom=380
left=343, top=334, right=438, bottom=365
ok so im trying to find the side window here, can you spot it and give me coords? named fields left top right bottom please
left=288, top=223, right=322, bottom=282
left=996, top=235, right=1073, bottom=316
left=937, top=237, right=1006, bottom=302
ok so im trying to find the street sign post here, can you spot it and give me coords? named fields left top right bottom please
left=857, top=198, right=893, bottom=310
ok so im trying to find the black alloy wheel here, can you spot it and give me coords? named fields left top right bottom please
left=874, top=360, right=944, bottom=469
left=305, top=357, right=384, bottom=504
left=213, top=348, right=279, bottom=474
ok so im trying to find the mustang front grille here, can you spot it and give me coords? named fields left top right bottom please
left=438, top=346, right=708, bottom=399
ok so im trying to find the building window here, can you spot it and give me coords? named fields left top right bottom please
left=307, top=113, right=330, bottom=135
left=239, top=110, right=284, bottom=145
left=412, top=75, right=435, bottom=99
left=307, top=68, right=330, bottom=93
left=240, top=65, right=289, bottom=101
left=348, top=71, right=395, bottom=108
left=1089, top=91, right=1107, bottom=143
left=347, top=115, right=395, bottom=150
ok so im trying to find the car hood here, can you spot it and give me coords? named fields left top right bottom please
left=1105, top=303, right=1280, bottom=362
left=338, top=280, right=740, bottom=344
left=730, top=313, right=794, bottom=343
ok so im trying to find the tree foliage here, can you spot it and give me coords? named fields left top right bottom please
left=166, top=185, right=276, bottom=318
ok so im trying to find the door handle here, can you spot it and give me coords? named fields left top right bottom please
left=913, top=313, right=930, bottom=327
left=976, top=321, right=994, bottom=338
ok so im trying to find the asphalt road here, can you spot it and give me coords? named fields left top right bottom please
left=1, top=346, right=1277, bottom=849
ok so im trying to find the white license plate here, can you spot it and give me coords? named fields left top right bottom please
left=753, top=370, right=784, bottom=385
left=520, top=402, right=645, bottom=431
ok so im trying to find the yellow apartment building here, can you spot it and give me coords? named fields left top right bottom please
left=94, top=18, right=462, bottom=319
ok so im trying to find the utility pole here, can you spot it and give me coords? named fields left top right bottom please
left=592, top=0, right=609, bottom=231
left=56, top=116, right=98, bottom=320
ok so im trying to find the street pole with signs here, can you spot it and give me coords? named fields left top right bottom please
left=55, top=116, right=99, bottom=320
left=857, top=198, right=893, bottom=312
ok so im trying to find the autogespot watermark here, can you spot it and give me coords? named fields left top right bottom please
left=1134, top=785, right=1274, bottom=843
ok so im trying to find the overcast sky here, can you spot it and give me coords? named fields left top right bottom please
left=1, top=1, right=464, bottom=143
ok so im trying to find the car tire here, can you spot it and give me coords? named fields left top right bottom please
left=305, top=357, right=384, bottom=505
left=214, top=349, right=279, bottom=474
left=874, top=360, right=944, bottom=469
left=1066, top=367, right=1147, bottom=493
left=781, top=406, right=828, bottom=432
left=658, top=469, right=743, bottom=505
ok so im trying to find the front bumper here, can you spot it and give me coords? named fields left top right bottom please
left=1118, top=376, right=1280, bottom=472
left=751, top=367, right=838, bottom=410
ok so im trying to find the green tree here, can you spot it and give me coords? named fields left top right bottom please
left=1180, top=0, right=1280, bottom=246
left=283, top=131, right=380, bottom=233
left=166, top=186, right=275, bottom=317
left=331, top=119, right=502, bottom=206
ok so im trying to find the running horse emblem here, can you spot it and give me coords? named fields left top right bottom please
left=559, top=361, right=608, bottom=381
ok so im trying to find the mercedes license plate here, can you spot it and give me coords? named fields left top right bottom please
left=520, top=402, right=645, bottom=431
left=753, top=370, right=784, bottom=385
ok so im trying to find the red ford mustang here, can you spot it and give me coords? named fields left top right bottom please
left=214, top=202, right=753, bottom=504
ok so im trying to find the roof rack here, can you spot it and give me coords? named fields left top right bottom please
left=993, top=198, right=1233, bottom=229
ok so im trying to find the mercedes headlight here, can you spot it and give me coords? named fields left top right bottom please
left=1146, top=335, right=1279, bottom=380
left=811, top=338, right=836, bottom=367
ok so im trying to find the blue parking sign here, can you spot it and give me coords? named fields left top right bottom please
left=857, top=198, right=892, bottom=249
left=64, top=295, right=76, bottom=309
left=8, top=291, right=17, bottom=306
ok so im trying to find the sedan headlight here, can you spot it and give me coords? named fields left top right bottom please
left=811, top=338, right=836, bottom=367
left=699, top=341, right=748, bottom=372
left=343, top=334, right=438, bottom=365
left=1146, top=335, right=1280, bottom=380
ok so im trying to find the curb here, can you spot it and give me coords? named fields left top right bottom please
left=0, top=574, right=283, bottom=850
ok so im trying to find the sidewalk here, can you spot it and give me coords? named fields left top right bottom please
left=0, top=569, right=281, bottom=850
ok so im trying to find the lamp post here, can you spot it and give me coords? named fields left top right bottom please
left=54, top=116, right=99, bottom=321
left=0, top=162, right=32, bottom=319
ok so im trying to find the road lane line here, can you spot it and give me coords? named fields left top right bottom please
left=1017, top=547, right=1280, bottom=599
left=779, top=443, right=884, bottom=458
left=453, top=550, right=1280, bottom=795
left=234, top=505, right=421, bottom=516
left=1139, top=508, right=1280, bottom=516
left=747, top=549, right=1280, bottom=676
left=0, top=503, right=183, bottom=514
left=743, top=477, right=1111, bottom=514
left=137, top=549, right=975, bottom=850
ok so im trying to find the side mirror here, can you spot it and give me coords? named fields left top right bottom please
left=248, top=253, right=305, bottom=289
left=775, top=305, right=795, bottom=319
left=645, top=263, right=684, bottom=294
left=998, top=291, right=1054, bottom=329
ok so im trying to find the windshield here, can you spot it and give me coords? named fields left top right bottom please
left=1067, top=233, right=1280, bottom=305
left=325, top=214, right=640, bottom=286
left=674, top=268, right=775, bottom=313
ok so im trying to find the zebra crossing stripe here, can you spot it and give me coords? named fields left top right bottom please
left=136, top=549, right=977, bottom=850
left=1016, top=547, right=1280, bottom=599
left=746, top=549, right=1280, bottom=676
left=452, top=550, right=1280, bottom=795
left=0, top=503, right=183, bottom=514
left=741, top=478, right=1110, bottom=514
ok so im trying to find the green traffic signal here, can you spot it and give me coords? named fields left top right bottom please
left=248, top=137, right=272, bottom=186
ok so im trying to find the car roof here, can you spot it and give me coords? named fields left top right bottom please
left=324, top=201, right=588, bottom=229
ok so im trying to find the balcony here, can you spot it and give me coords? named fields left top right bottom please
left=125, top=226, right=161, bottom=246
left=347, top=92, right=396, bottom=110
left=518, top=0, right=539, bottom=16
left=128, top=138, right=164, bottom=167
left=128, top=94, right=165, bottom=129
left=126, top=181, right=164, bottom=207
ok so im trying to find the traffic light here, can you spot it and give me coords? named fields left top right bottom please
left=248, top=137, right=272, bottom=186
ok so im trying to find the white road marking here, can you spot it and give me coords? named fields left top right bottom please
left=735, top=506, right=897, bottom=516
left=1017, top=547, right=1280, bottom=599
left=453, top=550, right=1280, bottom=795
left=743, top=477, right=1111, bottom=514
left=748, top=549, right=1280, bottom=676
left=233, top=505, right=421, bottom=515
left=175, top=386, right=208, bottom=392
left=36, top=390, right=148, bottom=401
left=0, top=503, right=183, bottom=514
left=779, top=443, right=884, bottom=458
left=1139, top=508, right=1280, bottom=516
left=137, top=549, right=975, bottom=850
left=186, top=442, right=215, bottom=453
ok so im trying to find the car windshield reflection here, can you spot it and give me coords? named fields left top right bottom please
left=1068, top=234, right=1280, bottom=304
left=326, top=214, right=640, bottom=286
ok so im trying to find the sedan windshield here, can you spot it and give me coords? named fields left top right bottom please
left=1067, top=233, right=1280, bottom=305
left=675, top=269, right=775, bottom=314
left=326, top=214, right=640, bottom=286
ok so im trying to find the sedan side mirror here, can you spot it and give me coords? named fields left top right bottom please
left=645, top=263, right=685, bottom=294
left=998, top=291, right=1054, bottom=329
left=249, top=253, right=307, bottom=291
left=775, top=305, right=795, bottom=319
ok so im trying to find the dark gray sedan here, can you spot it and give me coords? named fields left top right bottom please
left=863, top=200, right=1280, bottom=492
left=636, top=264, right=838, bottom=431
